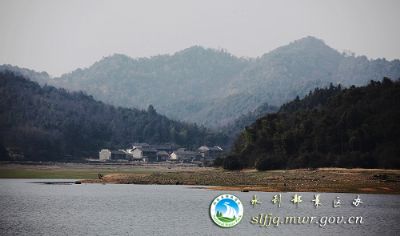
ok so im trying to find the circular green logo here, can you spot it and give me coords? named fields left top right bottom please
left=210, top=194, right=243, bottom=228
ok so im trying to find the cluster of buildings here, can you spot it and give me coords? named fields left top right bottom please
left=99, top=143, right=224, bottom=163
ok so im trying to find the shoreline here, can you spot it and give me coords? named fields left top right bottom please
left=81, top=167, right=400, bottom=194
left=1, top=163, right=399, bottom=194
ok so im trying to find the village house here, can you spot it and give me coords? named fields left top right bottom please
left=99, top=149, right=128, bottom=161
left=198, top=146, right=224, bottom=160
left=128, top=143, right=178, bottom=162
left=170, top=148, right=201, bottom=162
left=99, top=144, right=224, bottom=163
left=156, top=151, right=170, bottom=161
left=129, top=145, right=158, bottom=162
left=150, top=144, right=179, bottom=153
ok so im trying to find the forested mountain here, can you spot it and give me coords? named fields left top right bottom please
left=0, top=72, right=226, bottom=161
left=222, top=102, right=278, bottom=143
left=224, top=78, right=400, bottom=170
left=20, top=36, right=399, bottom=128
left=0, top=64, right=51, bottom=82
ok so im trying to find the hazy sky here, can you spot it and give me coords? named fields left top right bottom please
left=0, top=0, right=399, bottom=76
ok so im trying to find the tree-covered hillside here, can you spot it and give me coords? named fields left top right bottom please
left=13, top=36, right=399, bottom=128
left=0, top=72, right=226, bottom=161
left=222, top=102, right=278, bottom=144
left=225, top=78, right=400, bottom=170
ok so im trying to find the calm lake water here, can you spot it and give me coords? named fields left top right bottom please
left=0, top=179, right=399, bottom=235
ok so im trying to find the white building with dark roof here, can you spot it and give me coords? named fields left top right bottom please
left=130, top=146, right=157, bottom=162
left=99, top=149, right=128, bottom=161
left=170, top=148, right=200, bottom=162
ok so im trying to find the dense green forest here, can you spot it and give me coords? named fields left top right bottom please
left=4, top=36, right=399, bottom=128
left=0, top=72, right=226, bottom=161
left=222, top=102, right=278, bottom=144
left=223, top=78, right=400, bottom=170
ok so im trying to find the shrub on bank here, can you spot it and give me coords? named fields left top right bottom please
left=223, top=155, right=244, bottom=170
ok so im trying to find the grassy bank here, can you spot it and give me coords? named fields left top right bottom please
left=1, top=163, right=399, bottom=194
left=0, top=163, right=173, bottom=179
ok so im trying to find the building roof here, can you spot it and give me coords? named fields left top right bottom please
left=157, top=151, right=169, bottom=156
left=152, top=144, right=178, bottom=150
left=198, top=146, right=223, bottom=152
left=133, top=146, right=157, bottom=153
left=172, top=149, right=199, bottom=158
left=132, top=143, right=179, bottom=152
left=132, top=143, right=150, bottom=149
left=111, top=150, right=126, bottom=155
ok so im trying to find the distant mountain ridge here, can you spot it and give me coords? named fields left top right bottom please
left=2, top=36, right=400, bottom=128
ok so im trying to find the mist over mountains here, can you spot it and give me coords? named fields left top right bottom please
left=2, top=36, right=400, bottom=129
